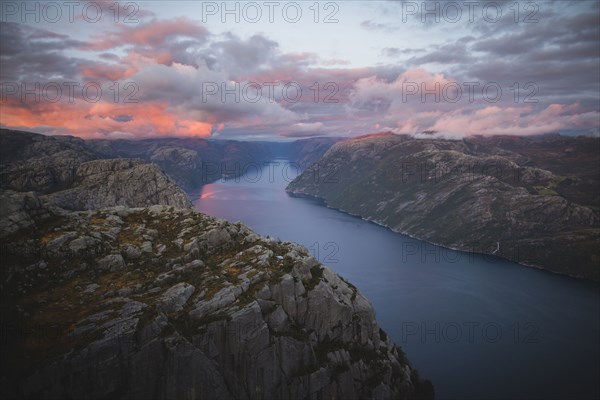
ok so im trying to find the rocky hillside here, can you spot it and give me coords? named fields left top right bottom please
left=0, top=129, right=432, bottom=399
left=86, top=137, right=344, bottom=190
left=287, top=137, right=345, bottom=168
left=86, top=137, right=275, bottom=190
left=0, top=200, right=433, bottom=399
left=286, top=133, right=600, bottom=281
left=0, top=129, right=98, bottom=193
left=0, top=129, right=343, bottom=193
left=0, top=129, right=192, bottom=210
left=43, top=159, right=191, bottom=210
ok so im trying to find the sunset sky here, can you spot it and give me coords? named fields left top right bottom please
left=1, top=0, right=599, bottom=140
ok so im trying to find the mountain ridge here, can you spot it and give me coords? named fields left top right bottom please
left=0, top=129, right=433, bottom=399
left=286, top=132, right=600, bottom=280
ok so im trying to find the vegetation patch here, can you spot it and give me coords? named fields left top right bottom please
left=305, top=265, right=324, bottom=291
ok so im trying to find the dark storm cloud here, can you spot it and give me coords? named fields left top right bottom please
left=112, top=115, right=134, bottom=122
left=360, top=20, right=398, bottom=32
left=408, top=42, right=474, bottom=65
left=0, top=22, right=86, bottom=81
left=208, top=34, right=279, bottom=74
left=381, top=47, right=425, bottom=57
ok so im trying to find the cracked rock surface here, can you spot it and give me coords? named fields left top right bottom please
left=0, top=203, right=432, bottom=399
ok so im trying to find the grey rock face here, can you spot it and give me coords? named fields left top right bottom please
left=159, top=282, right=195, bottom=313
left=43, top=158, right=192, bottom=210
left=0, top=129, right=192, bottom=210
left=0, top=190, right=49, bottom=238
left=0, top=129, right=97, bottom=193
left=1, top=206, right=432, bottom=400
left=97, top=253, right=126, bottom=272
left=0, top=129, right=433, bottom=399
left=86, top=136, right=275, bottom=189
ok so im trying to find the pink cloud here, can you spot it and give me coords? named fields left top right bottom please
left=79, top=63, right=138, bottom=81
left=0, top=98, right=213, bottom=139
left=85, top=17, right=208, bottom=51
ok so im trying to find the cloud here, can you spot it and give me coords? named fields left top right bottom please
left=84, top=17, right=208, bottom=51
left=0, top=22, right=86, bottom=81
left=112, top=114, right=134, bottom=122
left=1, top=1, right=598, bottom=140
left=360, top=20, right=397, bottom=33
left=381, top=47, right=425, bottom=57
left=346, top=67, right=600, bottom=138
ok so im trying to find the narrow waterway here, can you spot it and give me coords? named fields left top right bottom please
left=192, top=159, right=600, bottom=400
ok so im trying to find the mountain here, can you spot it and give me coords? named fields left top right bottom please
left=0, top=129, right=98, bottom=193
left=0, top=130, right=432, bottom=399
left=86, top=137, right=275, bottom=190
left=0, top=129, right=191, bottom=211
left=1, top=129, right=343, bottom=193
left=85, top=137, right=342, bottom=190
left=286, top=133, right=600, bottom=281
left=287, top=137, right=346, bottom=168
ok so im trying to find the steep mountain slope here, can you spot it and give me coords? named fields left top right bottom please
left=86, top=136, right=344, bottom=189
left=286, top=133, right=600, bottom=280
left=86, top=137, right=275, bottom=189
left=0, top=129, right=432, bottom=399
left=0, top=129, right=98, bottom=193
left=0, top=130, right=191, bottom=210
left=0, top=129, right=344, bottom=194
left=287, top=137, right=346, bottom=168
left=43, top=159, right=191, bottom=210
left=0, top=203, right=433, bottom=399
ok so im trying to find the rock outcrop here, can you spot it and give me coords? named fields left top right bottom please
left=287, top=137, right=345, bottom=168
left=43, top=158, right=192, bottom=210
left=286, top=133, right=600, bottom=280
left=1, top=129, right=343, bottom=193
left=0, top=203, right=433, bottom=399
left=0, top=129, right=97, bottom=193
left=86, top=137, right=275, bottom=189
left=0, top=129, right=192, bottom=210
left=0, top=129, right=433, bottom=399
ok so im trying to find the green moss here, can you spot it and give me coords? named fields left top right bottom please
left=532, top=185, right=559, bottom=196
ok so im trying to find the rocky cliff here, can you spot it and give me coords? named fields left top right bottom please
left=0, top=129, right=433, bottom=399
left=286, top=133, right=600, bottom=281
left=287, top=137, right=345, bottom=168
left=1, top=129, right=343, bottom=194
left=86, top=137, right=275, bottom=190
left=0, top=129, right=97, bottom=193
left=43, top=159, right=191, bottom=210
left=0, top=129, right=192, bottom=210
left=0, top=202, right=432, bottom=399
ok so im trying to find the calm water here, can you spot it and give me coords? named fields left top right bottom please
left=192, top=159, right=600, bottom=400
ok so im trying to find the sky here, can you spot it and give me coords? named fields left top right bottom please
left=0, top=0, right=599, bottom=140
